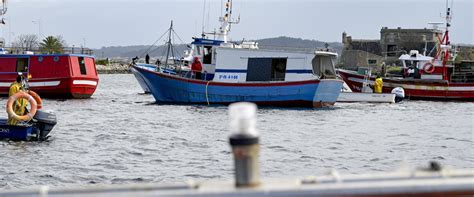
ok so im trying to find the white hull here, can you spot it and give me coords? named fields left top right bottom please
left=337, top=92, right=395, bottom=103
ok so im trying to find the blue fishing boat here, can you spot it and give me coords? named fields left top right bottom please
left=132, top=0, right=343, bottom=107
left=133, top=65, right=342, bottom=107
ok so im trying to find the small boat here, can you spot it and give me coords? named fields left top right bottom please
left=132, top=1, right=343, bottom=107
left=337, top=92, right=396, bottom=103
left=338, top=6, right=474, bottom=101
left=336, top=72, right=402, bottom=104
left=0, top=91, right=57, bottom=141
left=0, top=110, right=57, bottom=141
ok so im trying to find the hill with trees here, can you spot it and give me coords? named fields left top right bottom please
left=93, top=36, right=343, bottom=59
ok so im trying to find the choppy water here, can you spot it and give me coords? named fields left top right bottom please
left=0, top=74, right=473, bottom=190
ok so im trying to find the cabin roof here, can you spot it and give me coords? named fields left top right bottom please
left=0, top=54, right=95, bottom=59
left=399, top=54, right=433, bottom=61
left=192, top=38, right=224, bottom=46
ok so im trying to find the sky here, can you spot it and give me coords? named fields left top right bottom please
left=2, top=0, right=473, bottom=49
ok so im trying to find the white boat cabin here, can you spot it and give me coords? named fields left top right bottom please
left=399, top=50, right=452, bottom=80
left=186, top=37, right=337, bottom=83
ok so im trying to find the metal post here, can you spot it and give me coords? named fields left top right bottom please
left=228, top=102, right=260, bottom=187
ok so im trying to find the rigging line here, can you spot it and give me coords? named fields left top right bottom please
left=202, top=0, right=206, bottom=35
left=170, top=34, right=175, bottom=59
left=139, top=29, right=170, bottom=58
left=159, top=44, right=166, bottom=62
left=450, top=0, right=454, bottom=20
left=170, top=38, right=180, bottom=59
left=207, top=0, right=211, bottom=33
left=205, top=81, right=211, bottom=105
left=171, top=29, right=186, bottom=45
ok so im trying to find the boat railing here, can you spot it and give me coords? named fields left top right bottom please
left=182, top=71, right=212, bottom=81
left=258, top=45, right=333, bottom=53
left=451, top=72, right=474, bottom=83
left=2, top=47, right=94, bottom=55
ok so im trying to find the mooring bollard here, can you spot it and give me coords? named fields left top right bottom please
left=228, top=102, right=260, bottom=188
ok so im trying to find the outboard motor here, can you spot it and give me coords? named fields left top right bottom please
left=391, top=87, right=405, bottom=103
left=33, top=110, right=57, bottom=140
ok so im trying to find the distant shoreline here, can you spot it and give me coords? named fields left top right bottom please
left=96, top=63, right=131, bottom=74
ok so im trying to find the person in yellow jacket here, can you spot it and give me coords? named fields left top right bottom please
left=374, top=75, right=383, bottom=94
left=7, top=74, right=28, bottom=125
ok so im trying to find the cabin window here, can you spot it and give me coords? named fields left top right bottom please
left=203, top=46, right=212, bottom=64
left=368, top=59, right=377, bottom=65
left=78, top=57, right=87, bottom=75
left=194, top=46, right=202, bottom=56
left=38, top=56, right=44, bottom=62
left=16, top=58, right=29, bottom=73
left=246, top=58, right=287, bottom=82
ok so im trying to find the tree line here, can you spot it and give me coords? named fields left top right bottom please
left=10, top=34, right=66, bottom=54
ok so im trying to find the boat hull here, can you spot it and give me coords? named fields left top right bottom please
left=133, top=65, right=343, bottom=107
left=0, top=123, right=35, bottom=141
left=131, top=64, right=156, bottom=93
left=0, top=77, right=98, bottom=98
left=338, top=69, right=474, bottom=101
left=337, top=92, right=396, bottom=103
left=0, top=121, right=51, bottom=141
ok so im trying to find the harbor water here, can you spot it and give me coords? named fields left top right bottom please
left=0, top=74, right=472, bottom=190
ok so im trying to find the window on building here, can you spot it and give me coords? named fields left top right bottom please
left=368, top=59, right=377, bottom=65
left=387, top=45, right=397, bottom=57
left=16, top=58, right=29, bottom=73
left=246, top=58, right=287, bottom=82
left=78, top=57, right=87, bottom=75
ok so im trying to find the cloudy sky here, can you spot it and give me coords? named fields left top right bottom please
left=3, top=0, right=473, bottom=48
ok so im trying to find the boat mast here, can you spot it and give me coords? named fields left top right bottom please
left=0, top=0, right=6, bottom=22
left=217, top=0, right=239, bottom=43
left=0, top=0, right=7, bottom=47
left=164, top=20, right=173, bottom=69
left=435, top=0, right=452, bottom=81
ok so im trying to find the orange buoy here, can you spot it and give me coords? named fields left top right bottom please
left=6, top=91, right=38, bottom=122
left=423, top=62, right=435, bottom=74
left=28, top=90, right=43, bottom=110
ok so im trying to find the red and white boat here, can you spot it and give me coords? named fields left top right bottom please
left=338, top=6, right=474, bottom=101
left=0, top=54, right=99, bottom=98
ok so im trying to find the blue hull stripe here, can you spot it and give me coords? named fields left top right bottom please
left=286, top=70, right=313, bottom=74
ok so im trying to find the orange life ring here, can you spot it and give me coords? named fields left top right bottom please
left=423, top=62, right=435, bottom=74
left=27, top=90, right=42, bottom=110
left=6, top=91, right=38, bottom=122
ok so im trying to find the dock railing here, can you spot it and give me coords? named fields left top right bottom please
left=2, top=47, right=94, bottom=55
